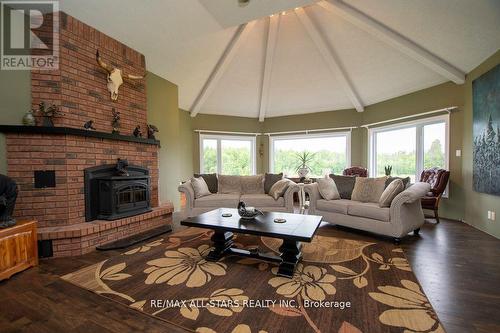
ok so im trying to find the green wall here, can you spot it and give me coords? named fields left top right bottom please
left=146, top=73, right=193, bottom=210
left=462, top=50, right=500, bottom=238
left=0, top=70, right=31, bottom=174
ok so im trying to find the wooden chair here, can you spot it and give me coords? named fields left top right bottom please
left=342, top=166, right=368, bottom=177
left=420, top=168, right=450, bottom=223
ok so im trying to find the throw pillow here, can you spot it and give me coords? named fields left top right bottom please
left=268, top=179, right=290, bottom=200
left=218, top=175, right=241, bottom=194
left=317, top=177, right=340, bottom=200
left=329, top=174, right=356, bottom=199
left=191, top=177, right=211, bottom=199
left=385, top=176, right=411, bottom=189
left=264, top=173, right=283, bottom=194
left=241, top=175, right=265, bottom=194
left=379, top=179, right=405, bottom=207
left=194, top=173, right=218, bottom=193
left=351, top=176, right=387, bottom=203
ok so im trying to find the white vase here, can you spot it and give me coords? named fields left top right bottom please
left=297, top=167, right=309, bottom=178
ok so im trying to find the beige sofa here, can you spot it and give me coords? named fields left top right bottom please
left=304, top=182, right=431, bottom=242
left=179, top=177, right=299, bottom=217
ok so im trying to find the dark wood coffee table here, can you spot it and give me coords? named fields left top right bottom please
left=181, top=208, right=322, bottom=278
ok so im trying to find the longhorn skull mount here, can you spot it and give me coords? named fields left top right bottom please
left=96, top=50, right=146, bottom=101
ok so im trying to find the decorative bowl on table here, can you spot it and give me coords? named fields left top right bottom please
left=237, top=201, right=263, bottom=220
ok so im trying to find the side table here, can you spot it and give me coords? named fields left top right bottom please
left=0, top=220, right=38, bottom=281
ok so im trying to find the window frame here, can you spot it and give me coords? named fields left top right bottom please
left=269, top=131, right=352, bottom=177
left=368, top=114, right=450, bottom=181
left=199, top=134, right=256, bottom=175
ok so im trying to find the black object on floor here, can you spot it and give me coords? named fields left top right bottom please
left=96, top=225, right=172, bottom=251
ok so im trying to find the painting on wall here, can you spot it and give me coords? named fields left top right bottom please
left=473, top=63, right=500, bottom=196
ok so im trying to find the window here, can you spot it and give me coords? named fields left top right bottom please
left=199, top=134, right=256, bottom=175
left=369, top=115, right=449, bottom=183
left=270, top=132, right=351, bottom=177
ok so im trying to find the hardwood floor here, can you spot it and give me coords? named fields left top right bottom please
left=1, top=214, right=499, bottom=333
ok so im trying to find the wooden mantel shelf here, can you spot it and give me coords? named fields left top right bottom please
left=0, top=125, right=160, bottom=146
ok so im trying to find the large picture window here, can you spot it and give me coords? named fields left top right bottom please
left=270, top=132, right=351, bottom=177
left=199, top=134, right=256, bottom=175
left=368, top=115, right=449, bottom=182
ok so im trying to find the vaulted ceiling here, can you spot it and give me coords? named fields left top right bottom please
left=60, top=0, right=500, bottom=121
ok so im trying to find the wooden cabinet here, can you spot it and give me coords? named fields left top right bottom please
left=0, top=220, right=38, bottom=281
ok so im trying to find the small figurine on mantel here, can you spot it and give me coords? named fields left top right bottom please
left=147, top=124, right=159, bottom=140
left=133, top=125, right=142, bottom=138
left=36, top=101, right=63, bottom=127
left=22, top=108, right=36, bottom=126
left=115, top=159, right=129, bottom=177
left=0, top=174, right=18, bottom=229
left=111, top=108, right=121, bottom=134
left=83, top=120, right=96, bottom=130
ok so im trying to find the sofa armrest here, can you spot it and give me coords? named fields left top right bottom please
left=389, top=182, right=431, bottom=237
left=178, top=180, right=195, bottom=213
left=391, top=182, right=431, bottom=207
left=283, top=181, right=299, bottom=212
left=304, top=183, right=320, bottom=214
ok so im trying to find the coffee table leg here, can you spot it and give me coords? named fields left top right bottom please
left=277, top=240, right=302, bottom=278
left=206, top=230, right=234, bottom=261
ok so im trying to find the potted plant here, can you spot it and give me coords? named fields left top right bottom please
left=36, top=102, right=63, bottom=127
left=385, top=165, right=393, bottom=176
left=295, top=151, right=315, bottom=178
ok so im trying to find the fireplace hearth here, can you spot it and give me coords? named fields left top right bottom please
left=84, top=160, right=152, bottom=222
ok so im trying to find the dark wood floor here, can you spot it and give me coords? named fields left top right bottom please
left=1, top=214, right=499, bottom=333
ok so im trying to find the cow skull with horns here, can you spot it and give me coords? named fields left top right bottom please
left=96, top=50, right=146, bottom=101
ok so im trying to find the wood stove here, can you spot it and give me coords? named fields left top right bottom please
left=84, top=160, right=152, bottom=221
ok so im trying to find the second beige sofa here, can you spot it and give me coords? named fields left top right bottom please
left=304, top=182, right=430, bottom=242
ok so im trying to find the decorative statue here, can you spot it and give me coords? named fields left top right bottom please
left=96, top=50, right=146, bottom=101
left=0, top=174, right=18, bottom=228
left=22, top=108, right=36, bottom=126
left=36, top=101, right=63, bottom=127
left=83, top=120, right=96, bottom=130
left=111, top=108, right=121, bottom=134
left=133, top=125, right=142, bottom=138
left=115, top=159, right=129, bottom=177
left=147, top=124, right=159, bottom=140
left=237, top=201, right=263, bottom=220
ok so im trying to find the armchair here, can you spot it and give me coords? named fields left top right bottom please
left=343, top=166, right=368, bottom=177
left=419, top=168, right=450, bottom=223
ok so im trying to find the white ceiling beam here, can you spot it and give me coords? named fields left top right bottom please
left=295, top=7, right=364, bottom=112
left=259, top=14, right=281, bottom=122
left=318, top=0, right=466, bottom=84
left=190, top=21, right=256, bottom=117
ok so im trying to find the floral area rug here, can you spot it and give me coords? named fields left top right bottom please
left=62, top=226, right=444, bottom=333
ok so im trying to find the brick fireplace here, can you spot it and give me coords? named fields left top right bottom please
left=0, top=12, right=173, bottom=257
